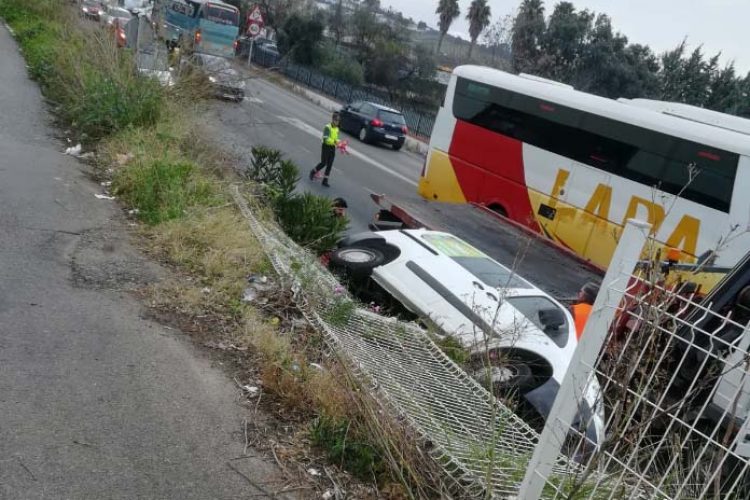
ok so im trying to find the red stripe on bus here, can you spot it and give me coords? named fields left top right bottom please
left=448, top=121, right=540, bottom=232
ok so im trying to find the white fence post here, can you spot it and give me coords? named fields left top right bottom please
left=517, top=218, right=652, bottom=500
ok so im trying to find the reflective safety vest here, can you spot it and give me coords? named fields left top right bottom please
left=323, top=123, right=339, bottom=146
left=572, top=303, right=593, bottom=340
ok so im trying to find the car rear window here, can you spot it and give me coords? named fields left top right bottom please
left=421, top=233, right=533, bottom=289
left=378, top=110, right=406, bottom=124
left=206, top=4, right=239, bottom=25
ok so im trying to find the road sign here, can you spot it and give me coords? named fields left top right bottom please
left=245, top=4, right=264, bottom=38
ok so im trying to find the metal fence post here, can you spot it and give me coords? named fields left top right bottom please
left=333, top=80, right=338, bottom=99
left=348, top=86, right=354, bottom=102
left=517, top=218, right=652, bottom=500
left=416, top=115, right=422, bottom=137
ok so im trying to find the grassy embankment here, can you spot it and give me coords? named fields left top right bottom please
left=0, top=0, right=447, bottom=496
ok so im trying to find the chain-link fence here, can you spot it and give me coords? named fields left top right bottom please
left=233, top=181, right=750, bottom=498
left=248, top=44, right=438, bottom=139
left=230, top=185, right=588, bottom=497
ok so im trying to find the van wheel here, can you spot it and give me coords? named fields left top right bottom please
left=358, top=127, right=369, bottom=143
left=329, top=246, right=384, bottom=273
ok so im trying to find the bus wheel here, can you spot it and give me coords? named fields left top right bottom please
left=489, top=204, right=508, bottom=217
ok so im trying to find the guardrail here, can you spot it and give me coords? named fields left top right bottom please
left=247, top=44, right=438, bottom=140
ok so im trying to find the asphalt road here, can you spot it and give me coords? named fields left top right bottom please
left=203, top=73, right=427, bottom=233
left=0, top=24, right=290, bottom=499
left=203, top=72, right=601, bottom=298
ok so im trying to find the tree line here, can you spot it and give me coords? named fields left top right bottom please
left=508, top=0, right=750, bottom=116
left=229, top=0, right=750, bottom=119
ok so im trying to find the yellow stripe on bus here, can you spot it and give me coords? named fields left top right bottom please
left=526, top=188, right=723, bottom=291
left=418, top=150, right=467, bottom=203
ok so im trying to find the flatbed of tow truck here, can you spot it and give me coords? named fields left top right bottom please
left=369, top=194, right=604, bottom=300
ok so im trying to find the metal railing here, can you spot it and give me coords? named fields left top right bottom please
left=248, top=45, right=438, bottom=139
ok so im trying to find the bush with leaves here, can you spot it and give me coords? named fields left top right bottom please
left=246, top=147, right=348, bottom=255
left=321, top=51, right=365, bottom=86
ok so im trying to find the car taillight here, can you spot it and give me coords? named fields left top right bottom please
left=370, top=118, right=383, bottom=127
left=233, top=40, right=238, bottom=50
left=194, top=30, right=202, bottom=44
left=401, top=125, right=408, bottom=134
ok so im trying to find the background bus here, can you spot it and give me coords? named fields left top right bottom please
left=152, top=0, right=239, bottom=58
left=420, top=65, right=750, bottom=287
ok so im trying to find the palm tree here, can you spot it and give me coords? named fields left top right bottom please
left=435, top=0, right=460, bottom=55
left=467, top=0, right=491, bottom=60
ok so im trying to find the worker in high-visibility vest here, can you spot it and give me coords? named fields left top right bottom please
left=572, top=282, right=600, bottom=340
left=309, top=112, right=341, bottom=187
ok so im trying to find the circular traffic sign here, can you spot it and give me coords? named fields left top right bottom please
left=248, top=23, right=260, bottom=36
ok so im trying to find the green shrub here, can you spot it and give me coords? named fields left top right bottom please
left=310, top=416, right=386, bottom=481
left=274, top=192, right=349, bottom=255
left=245, top=146, right=299, bottom=199
left=322, top=53, right=365, bottom=86
left=112, top=159, right=217, bottom=225
left=245, top=147, right=348, bottom=254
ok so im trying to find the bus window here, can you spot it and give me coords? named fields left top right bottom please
left=205, top=4, right=239, bottom=25
left=453, top=77, right=738, bottom=213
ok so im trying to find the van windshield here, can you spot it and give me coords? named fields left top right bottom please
left=453, top=257, right=533, bottom=289
left=421, top=233, right=533, bottom=289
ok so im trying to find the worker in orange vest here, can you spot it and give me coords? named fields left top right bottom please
left=572, top=282, right=600, bottom=340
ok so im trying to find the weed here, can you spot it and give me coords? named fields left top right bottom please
left=324, top=297, right=357, bottom=327
left=433, top=334, right=470, bottom=365
left=1, top=0, right=164, bottom=140
left=310, top=415, right=386, bottom=481
left=113, top=159, right=218, bottom=224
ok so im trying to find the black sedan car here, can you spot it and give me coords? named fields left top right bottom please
left=339, top=101, right=408, bottom=151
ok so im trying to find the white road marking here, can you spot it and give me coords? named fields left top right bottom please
left=280, top=117, right=418, bottom=187
left=244, top=97, right=264, bottom=104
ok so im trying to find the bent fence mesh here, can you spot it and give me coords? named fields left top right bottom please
left=231, top=186, right=570, bottom=497
left=250, top=47, right=437, bottom=139
left=535, top=267, right=750, bottom=499
left=234, top=182, right=750, bottom=497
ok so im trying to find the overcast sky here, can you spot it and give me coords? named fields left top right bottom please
left=382, top=0, right=750, bottom=73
